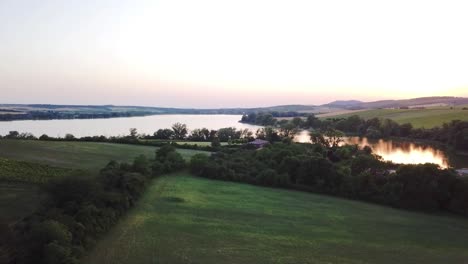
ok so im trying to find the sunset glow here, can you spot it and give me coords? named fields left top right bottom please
left=1, top=0, right=468, bottom=107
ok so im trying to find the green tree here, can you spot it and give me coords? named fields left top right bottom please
left=190, top=154, right=209, bottom=175
left=129, top=128, right=138, bottom=138
left=172, top=122, right=188, bottom=139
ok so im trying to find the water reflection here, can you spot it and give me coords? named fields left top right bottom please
left=294, top=130, right=451, bottom=168
left=345, top=137, right=450, bottom=168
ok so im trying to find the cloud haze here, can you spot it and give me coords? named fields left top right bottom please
left=1, top=0, right=467, bottom=107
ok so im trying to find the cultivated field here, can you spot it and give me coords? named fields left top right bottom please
left=0, top=140, right=209, bottom=242
left=85, top=175, right=468, bottom=264
left=322, top=106, right=468, bottom=128
left=0, top=140, right=208, bottom=171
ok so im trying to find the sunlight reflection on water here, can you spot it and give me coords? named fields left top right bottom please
left=294, top=130, right=450, bottom=168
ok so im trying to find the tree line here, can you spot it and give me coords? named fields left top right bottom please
left=0, top=110, right=159, bottom=121
left=240, top=112, right=468, bottom=150
left=190, top=141, right=468, bottom=216
left=9, top=145, right=186, bottom=264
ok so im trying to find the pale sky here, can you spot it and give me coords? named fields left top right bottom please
left=1, top=0, right=467, bottom=107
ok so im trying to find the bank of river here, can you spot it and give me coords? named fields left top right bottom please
left=1, top=115, right=466, bottom=169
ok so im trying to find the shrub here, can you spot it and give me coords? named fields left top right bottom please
left=190, top=154, right=210, bottom=175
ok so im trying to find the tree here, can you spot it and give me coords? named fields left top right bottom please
left=6, top=130, right=19, bottom=139
left=154, top=128, right=174, bottom=140
left=279, top=122, right=299, bottom=138
left=310, top=130, right=327, bottom=146
left=39, top=134, right=50, bottom=140
left=156, top=144, right=177, bottom=162
left=400, top=123, right=413, bottom=137
left=129, top=128, right=138, bottom=138
left=211, top=137, right=221, bottom=147
left=190, top=154, right=209, bottom=175
left=217, top=127, right=237, bottom=141
left=305, top=114, right=321, bottom=128
left=189, top=128, right=206, bottom=141
left=291, top=117, right=304, bottom=127
left=132, top=155, right=150, bottom=175
left=324, top=128, right=345, bottom=149
left=172, top=123, right=188, bottom=140
left=64, top=134, right=75, bottom=140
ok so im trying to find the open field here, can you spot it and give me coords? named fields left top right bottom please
left=0, top=140, right=209, bottom=241
left=0, top=158, right=73, bottom=184
left=141, top=139, right=229, bottom=146
left=321, top=107, right=468, bottom=128
left=85, top=175, right=468, bottom=264
left=0, top=140, right=209, bottom=171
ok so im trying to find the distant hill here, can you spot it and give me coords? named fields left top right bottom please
left=323, top=96, right=468, bottom=109
left=1, top=96, right=467, bottom=122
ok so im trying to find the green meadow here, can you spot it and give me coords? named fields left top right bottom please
left=0, top=140, right=207, bottom=171
left=0, top=140, right=209, bottom=239
left=85, top=175, right=468, bottom=264
left=323, top=106, right=468, bottom=128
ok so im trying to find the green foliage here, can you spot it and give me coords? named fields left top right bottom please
left=86, top=175, right=468, bottom=264
left=43, top=242, right=76, bottom=264
left=0, top=158, right=73, bottom=184
left=0, top=140, right=207, bottom=171
left=12, top=154, right=178, bottom=264
left=153, top=144, right=186, bottom=176
left=194, top=142, right=468, bottom=216
left=189, top=154, right=209, bottom=175
left=211, top=137, right=221, bottom=147
left=171, top=122, right=188, bottom=139
left=324, top=115, right=468, bottom=151
left=324, top=107, right=468, bottom=128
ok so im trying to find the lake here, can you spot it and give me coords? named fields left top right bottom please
left=0, top=115, right=261, bottom=138
left=295, top=130, right=467, bottom=169
left=1, top=115, right=466, bottom=169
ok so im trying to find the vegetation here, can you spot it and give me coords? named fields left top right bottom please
left=0, top=104, right=310, bottom=121
left=85, top=175, right=468, bottom=264
left=10, top=146, right=186, bottom=264
left=2, top=120, right=468, bottom=263
left=321, top=107, right=468, bottom=128
left=324, top=116, right=468, bottom=151
left=240, top=111, right=304, bottom=126
left=0, top=140, right=207, bottom=170
left=191, top=143, right=468, bottom=216
left=0, top=158, right=74, bottom=184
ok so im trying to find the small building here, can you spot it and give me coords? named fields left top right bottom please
left=247, top=139, right=270, bottom=149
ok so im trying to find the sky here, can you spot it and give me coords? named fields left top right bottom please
left=1, top=0, right=467, bottom=108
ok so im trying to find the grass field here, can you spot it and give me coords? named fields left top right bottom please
left=0, top=140, right=210, bottom=243
left=321, top=107, right=468, bottom=128
left=0, top=158, right=74, bottom=184
left=0, top=140, right=209, bottom=171
left=141, top=139, right=229, bottom=146
left=85, top=175, right=468, bottom=264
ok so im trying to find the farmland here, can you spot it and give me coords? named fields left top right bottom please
left=320, top=106, right=468, bottom=128
left=0, top=140, right=208, bottom=171
left=0, top=158, right=74, bottom=184
left=0, top=139, right=210, bottom=251
left=85, top=175, right=468, bottom=264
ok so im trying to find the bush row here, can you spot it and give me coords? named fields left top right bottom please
left=190, top=143, right=468, bottom=215
left=10, top=145, right=186, bottom=264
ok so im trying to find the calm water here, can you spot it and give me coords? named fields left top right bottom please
left=0, top=115, right=261, bottom=138
left=295, top=130, right=467, bottom=169
left=1, top=116, right=466, bottom=169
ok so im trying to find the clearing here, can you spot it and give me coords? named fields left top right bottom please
left=85, top=174, right=468, bottom=264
